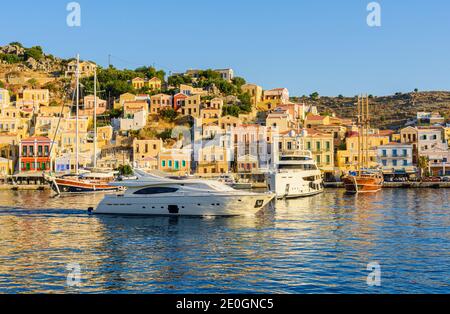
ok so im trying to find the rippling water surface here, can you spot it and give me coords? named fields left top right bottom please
left=0, top=189, right=449, bottom=293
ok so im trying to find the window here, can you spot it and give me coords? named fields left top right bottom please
left=316, top=142, right=321, bottom=151
left=161, top=160, right=166, bottom=167
left=382, top=160, right=387, bottom=166
left=382, top=149, right=387, bottom=157
left=133, top=187, right=179, bottom=195
left=393, top=160, right=398, bottom=166
left=403, top=160, right=408, bottom=166
left=182, top=160, right=186, bottom=167
left=168, top=160, right=172, bottom=167
left=392, top=149, right=397, bottom=157
left=325, top=141, right=331, bottom=151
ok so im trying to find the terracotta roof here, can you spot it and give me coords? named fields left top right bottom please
left=306, top=114, right=326, bottom=121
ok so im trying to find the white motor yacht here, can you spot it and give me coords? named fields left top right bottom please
left=269, top=150, right=324, bottom=199
left=92, top=170, right=275, bottom=216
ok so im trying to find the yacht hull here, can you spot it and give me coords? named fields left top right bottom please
left=270, top=171, right=324, bottom=199
left=94, top=193, right=274, bottom=216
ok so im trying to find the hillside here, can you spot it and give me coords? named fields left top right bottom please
left=294, top=91, right=450, bottom=129
left=1, top=42, right=450, bottom=130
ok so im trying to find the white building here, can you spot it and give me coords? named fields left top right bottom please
left=377, top=143, right=416, bottom=177
left=119, top=110, right=147, bottom=131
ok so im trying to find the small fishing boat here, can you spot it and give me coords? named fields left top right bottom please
left=47, top=55, right=122, bottom=195
left=50, top=172, right=120, bottom=194
left=343, top=94, right=383, bottom=194
left=342, top=170, right=383, bottom=194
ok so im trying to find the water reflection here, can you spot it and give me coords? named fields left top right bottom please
left=0, top=189, right=448, bottom=293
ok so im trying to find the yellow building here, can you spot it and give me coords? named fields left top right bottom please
left=180, top=95, right=201, bottom=118
left=444, top=127, right=450, bottom=149
left=179, top=84, right=207, bottom=96
left=114, top=92, right=136, bottom=110
left=336, top=132, right=390, bottom=174
left=266, top=112, right=295, bottom=133
left=200, top=108, right=221, bottom=125
left=0, top=157, right=13, bottom=176
left=150, top=94, right=173, bottom=114
left=123, top=101, right=149, bottom=117
left=0, top=88, right=11, bottom=108
left=158, top=148, right=191, bottom=175
left=219, top=115, right=242, bottom=130
left=131, top=77, right=145, bottom=90
left=133, top=138, right=162, bottom=170
left=96, top=125, right=113, bottom=148
left=196, top=145, right=229, bottom=176
left=241, top=84, right=262, bottom=106
left=304, top=129, right=335, bottom=175
left=65, top=60, right=97, bottom=77
left=148, top=77, right=162, bottom=91
left=21, top=89, right=50, bottom=106
left=304, top=114, right=331, bottom=127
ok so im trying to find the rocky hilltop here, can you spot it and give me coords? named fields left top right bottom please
left=1, top=42, right=449, bottom=130
left=296, top=91, right=450, bottom=129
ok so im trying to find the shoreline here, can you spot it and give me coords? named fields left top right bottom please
left=324, top=182, right=450, bottom=188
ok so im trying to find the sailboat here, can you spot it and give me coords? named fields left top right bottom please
left=50, top=54, right=120, bottom=194
left=342, top=94, right=383, bottom=194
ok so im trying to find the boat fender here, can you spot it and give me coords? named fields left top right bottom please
left=87, top=207, right=94, bottom=214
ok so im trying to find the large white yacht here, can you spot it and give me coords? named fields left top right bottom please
left=92, top=170, right=275, bottom=216
left=269, top=150, right=324, bottom=199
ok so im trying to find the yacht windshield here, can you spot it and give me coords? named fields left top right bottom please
left=278, top=164, right=318, bottom=170
left=133, top=187, right=179, bottom=195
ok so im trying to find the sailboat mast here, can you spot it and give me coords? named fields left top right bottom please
left=93, top=68, right=97, bottom=168
left=365, top=94, right=370, bottom=169
left=75, top=54, right=80, bottom=175
left=357, top=95, right=361, bottom=173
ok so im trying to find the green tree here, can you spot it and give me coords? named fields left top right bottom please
left=310, top=92, right=319, bottom=100
left=232, top=77, right=246, bottom=90
left=117, top=164, right=133, bottom=176
left=24, top=46, right=44, bottom=60
left=168, top=74, right=192, bottom=87
left=9, top=41, right=23, bottom=48
left=238, top=92, right=252, bottom=113
left=157, top=129, right=173, bottom=140
left=160, top=108, right=178, bottom=122
left=417, top=156, right=430, bottom=178
left=222, top=105, right=241, bottom=117
left=27, top=78, right=38, bottom=88
left=0, top=53, right=22, bottom=64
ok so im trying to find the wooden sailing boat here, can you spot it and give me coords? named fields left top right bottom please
left=51, top=55, right=119, bottom=194
left=342, top=94, right=383, bottom=194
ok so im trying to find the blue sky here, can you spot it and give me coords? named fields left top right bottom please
left=1, top=0, right=449, bottom=96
